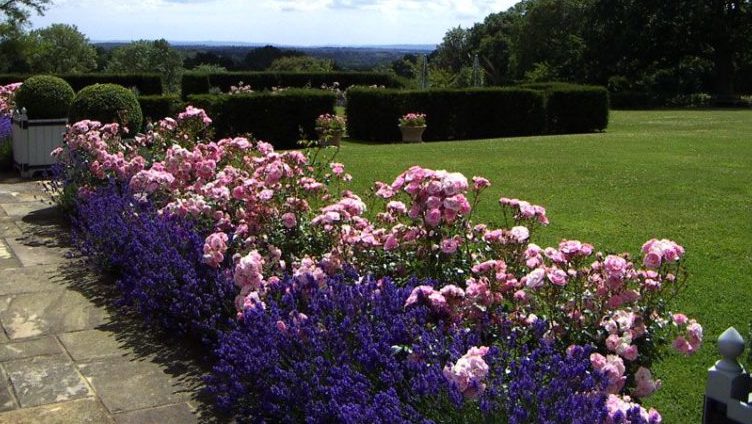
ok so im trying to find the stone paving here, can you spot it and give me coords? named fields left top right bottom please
left=0, top=173, right=208, bottom=423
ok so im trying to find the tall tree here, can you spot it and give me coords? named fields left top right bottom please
left=0, top=0, right=50, bottom=24
left=26, top=23, right=97, bottom=73
left=433, top=26, right=471, bottom=74
left=107, top=39, right=184, bottom=94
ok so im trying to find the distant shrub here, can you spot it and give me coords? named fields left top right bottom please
left=346, top=87, right=546, bottom=142
left=0, top=73, right=162, bottom=95
left=14, top=75, right=75, bottom=119
left=188, top=89, right=335, bottom=149
left=69, top=84, right=143, bottom=133
left=138, top=95, right=183, bottom=128
left=182, top=71, right=404, bottom=98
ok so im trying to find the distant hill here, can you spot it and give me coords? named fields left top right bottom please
left=93, top=41, right=435, bottom=70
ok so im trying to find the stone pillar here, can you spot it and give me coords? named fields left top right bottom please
left=704, top=327, right=752, bottom=424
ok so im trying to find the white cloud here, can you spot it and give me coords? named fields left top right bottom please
left=28, top=0, right=517, bottom=45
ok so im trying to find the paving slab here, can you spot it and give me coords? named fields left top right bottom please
left=78, top=357, right=192, bottom=414
left=0, top=202, right=54, bottom=219
left=3, top=237, right=68, bottom=267
left=113, top=402, right=197, bottom=424
left=0, top=368, right=17, bottom=412
left=0, top=336, right=62, bottom=362
left=0, top=290, right=109, bottom=340
left=4, top=355, right=93, bottom=408
left=58, top=330, right=126, bottom=362
left=0, top=398, right=114, bottom=424
left=0, top=266, right=67, bottom=296
left=0, top=223, right=21, bottom=239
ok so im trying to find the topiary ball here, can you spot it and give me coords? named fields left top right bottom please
left=14, top=75, right=75, bottom=119
left=69, top=83, right=143, bottom=134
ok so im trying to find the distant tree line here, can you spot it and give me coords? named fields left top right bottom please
left=421, top=0, right=752, bottom=97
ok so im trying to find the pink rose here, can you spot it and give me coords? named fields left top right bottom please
left=425, top=208, right=442, bottom=227
left=281, top=212, right=297, bottom=229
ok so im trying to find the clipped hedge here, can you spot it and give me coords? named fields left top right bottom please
left=520, top=82, right=610, bottom=133
left=188, top=90, right=336, bottom=149
left=138, top=95, right=184, bottom=127
left=69, top=84, right=143, bottom=133
left=182, top=72, right=404, bottom=98
left=346, top=88, right=546, bottom=142
left=0, top=73, right=162, bottom=95
left=14, top=75, right=75, bottom=119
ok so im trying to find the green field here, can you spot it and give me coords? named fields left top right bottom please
left=337, top=109, right=752, bottom=423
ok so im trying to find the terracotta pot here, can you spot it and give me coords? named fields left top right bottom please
left=399, top=125, right=426, bottom=143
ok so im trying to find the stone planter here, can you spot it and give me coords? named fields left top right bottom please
left=11, top=109, right=67, bottom=178
left=399, top=125, right=426, bottom=143
left=318, top=130, right=344, bottom=147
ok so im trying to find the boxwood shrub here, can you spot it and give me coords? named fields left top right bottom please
left=0, top=73, right=162, bottom=95
left=138, top=95, right=184, bottom=127
left=188, top=89, right=336, bottom=149
left=69, top=84, right=143, bottom=133
left=346, top=87, right=546, bottom=142
left=519, top=82, right=610, bottom=133
left=182, top=71, right=404, bottom=98
left=14, top=75, right=75, bottom=119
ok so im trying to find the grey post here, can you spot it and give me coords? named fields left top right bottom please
left=704, top=327, right=752, bottom=423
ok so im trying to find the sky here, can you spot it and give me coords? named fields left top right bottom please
left=28, top=0, right=518, bottom=46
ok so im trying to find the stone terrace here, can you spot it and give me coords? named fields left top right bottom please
left=0, top=174, right=211, bottom=424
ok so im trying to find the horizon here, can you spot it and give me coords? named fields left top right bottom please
left=28, top=0, right=518, bottom=46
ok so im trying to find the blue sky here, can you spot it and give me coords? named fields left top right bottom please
left=28, top=0, right=517, bottom=46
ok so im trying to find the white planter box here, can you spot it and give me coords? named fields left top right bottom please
left=11, top=110, right=67, bottom=178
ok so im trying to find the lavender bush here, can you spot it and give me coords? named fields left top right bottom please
left=72, top=184, right=236, bottom=344
left=206, top=275, right=610, bottom=423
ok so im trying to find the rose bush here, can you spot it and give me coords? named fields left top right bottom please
left=57, top=105, right=699, bottom=423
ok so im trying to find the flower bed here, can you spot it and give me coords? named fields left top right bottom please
left=56, top=105, right=700, bottom=423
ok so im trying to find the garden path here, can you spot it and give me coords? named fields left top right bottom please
left=0, top=174, right=204, bottom=423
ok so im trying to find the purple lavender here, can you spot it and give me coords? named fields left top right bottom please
left=72, top=184, right=236, bottom=345
left=207, top=276, right=609, bottom=423
left=0, top=115, right=10, bottom=140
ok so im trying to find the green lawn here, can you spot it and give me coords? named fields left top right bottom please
left=336, top=109, right=752, bottom=423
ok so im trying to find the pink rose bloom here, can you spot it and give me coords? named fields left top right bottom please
left=202, top=232, right=229, bottom=268
left=330, top=162, right=345, bottom=176
left=672, top=313, right=688, bottom=326
left=546, top=267, right=568, bottom=286
left=672, top=336, right=695, bottom=355
left=472, top=176, right=490, bottom=190
left=472, top=260, right=498, bottom=274
left=425, top=208, right=442, bottom=227
left=523, top=268, right=546, bottom=289
left=465, top=278, right=493, bottom=305
left=632, top=367, right=661, bottom=398
left=643, top=249, right=663, bottom=269
left=439, top=284, right=465, bottom=302
left=443, top=346, right=490, bottom=399
left=591, top=354, right=626, bottom=394
left=281, top=212, right=297, bottom=229
left=621, top=344, right=639, bottom=361
left=404, top=285, right=436, bottom=308
left=386, top=201, right=407, bottom=215
left=606, top=334, right=621, bottom=352
left=234, top=250, right=265, bottom=289
left=440, top=237, right=460, bottom=254
left=384, top=234, right=399, bottom=251
left=513, top=290, right=527, bottom=303
left=441, top=172, right=468, bottom=196
left=604, top=255, right=628, bottom=279
left=510, top=226, right=530, bottom=243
